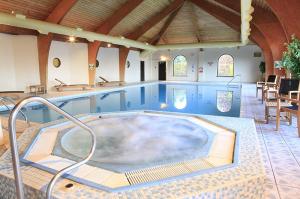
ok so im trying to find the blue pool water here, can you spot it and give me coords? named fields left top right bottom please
left=1, top=83, right=241, bottom=123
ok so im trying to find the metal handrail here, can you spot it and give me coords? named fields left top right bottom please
left=226, top=75, right=241, bottom=86
left=0, top=97, right=29, bottom=126
left=8, top=96, right=96, bottom=199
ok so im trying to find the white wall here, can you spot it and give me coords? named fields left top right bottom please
left=13, top=36, right=40, bottom=90
left=125, top=50, right=140, bottom=83
left=0, top=32, right=264, bottom=93
left=0, top=33, right=40, bottom=92
left=141, top=56, right=153, bottom=81
left=48, top=41, right=88, bottom=90
left=0, top=33, right=16, bottom=91
left=95, top=47, right=119, bottom=83
left=200, top=45, right=263, bottom=83
left=152, top=49, right=199, bottom=81
left=95, top=49, right=144, bottom=83
left=150, top=45, right=263, bottom=83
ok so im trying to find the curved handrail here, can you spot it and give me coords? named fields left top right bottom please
left=0, top=97, right=29, bottom=126
left=226, top=75, right=241, bottom=87
left=8, top=96, right=96, bottom=199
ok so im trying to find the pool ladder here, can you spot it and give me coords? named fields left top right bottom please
left=0, top=96, right=29, bottom=126
left=7, top=96, right=97, bottom=199
left=226, top=75, right=241, bottom=87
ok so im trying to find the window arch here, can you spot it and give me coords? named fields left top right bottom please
left=217, top=54, right=234, bottom=77
left=173, top=55, right=187, bottom=76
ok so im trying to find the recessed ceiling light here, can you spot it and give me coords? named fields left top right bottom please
left=107, top=43, right=112, bottom=47
left=120, top=36, right=125, bottom=40
left=69, top=36, right=76, bottom=42
left=145, top=42, right=149, bottom=45
left=11, top=10, right=15, bottom=14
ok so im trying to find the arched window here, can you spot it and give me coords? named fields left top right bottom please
left=173, top=55, right=187, bottom=76
left=217, top=54, right=234, bottom=77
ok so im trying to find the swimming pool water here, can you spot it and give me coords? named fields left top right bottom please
left=1, top=83, right=241, bottom=123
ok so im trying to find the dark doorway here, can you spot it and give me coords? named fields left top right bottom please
left=158, top=61, right=166, bottom=81
left=140, top=61, right=145, bottom=81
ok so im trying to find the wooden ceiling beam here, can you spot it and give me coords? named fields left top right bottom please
left=95, top=0, right=143, bottom=34
left=190, top=0, right=240, bottom=31
left=88, top=0, right=143, bottom=85
left=148, top=5, right=182, bottom=45
left=127, top=0, right=185, bottom=40
left=266, top=0, right=300, bottom=39
left=37, top=0, right=78, bottom=88
left=117, top=0, right=184, bottom=83
left=190, top=0, right=274, bottom=76
left=214, top=0, right=287, bottom=75
left=45, top=0, right=77, bottom=23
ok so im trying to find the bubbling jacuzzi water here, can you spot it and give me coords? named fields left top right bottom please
left=55, top=115, right=213, bottom=173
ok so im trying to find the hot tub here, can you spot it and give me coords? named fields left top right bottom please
left=0, top=111, right=266, bottom=198
left=20, top=111, right=236, bottom=192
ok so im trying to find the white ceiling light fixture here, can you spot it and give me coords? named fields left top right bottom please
left=107, top=43, right=112, bottom=48
left=68, top=35, right=75, bottom=42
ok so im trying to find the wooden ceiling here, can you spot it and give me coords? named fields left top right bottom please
left=0, top=0, right=270, bottom=45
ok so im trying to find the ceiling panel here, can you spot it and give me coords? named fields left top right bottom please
left=0, top=0, right=60, bottom=20
left=60, top=0, right=127, bottom=31
left=109, top=0, right=171, bottom=37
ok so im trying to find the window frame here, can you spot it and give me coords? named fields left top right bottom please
left=217, top=54, right=234, bottom=77
left=173, top=55, right=188, bottom=77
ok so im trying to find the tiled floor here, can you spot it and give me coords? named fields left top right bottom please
left=1, top=83, right=300, bottom=198
left=241, top=84, right=300, bottom=199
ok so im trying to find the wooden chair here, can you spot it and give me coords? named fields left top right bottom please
left=276, top=79, right=300, bottom=135
left=261, top=75, right=280, bottom=103
left=256, top=75, right=277, bottom=98
left=265, top=79, right=299, bottom=124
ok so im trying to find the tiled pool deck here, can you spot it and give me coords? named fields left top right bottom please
left=241, top=84, right=300, bottom=199
left=0, top=83, right=299, bottom=198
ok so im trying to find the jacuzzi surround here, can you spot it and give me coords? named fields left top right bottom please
left=20, top=111, right=236, bottom=192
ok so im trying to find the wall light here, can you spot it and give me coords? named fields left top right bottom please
left=160, top=56, right=167, bottom=61
left=107, top=43, right=112, bottom=48
left=68, top=36, right=75, bottom=42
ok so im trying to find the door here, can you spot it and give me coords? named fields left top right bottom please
left=158, top=61, right=166, bottom=81
left=140, top=61, right=145, bottom=81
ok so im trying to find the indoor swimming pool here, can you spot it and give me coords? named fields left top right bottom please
left=0, top=82, right=241, bottom=123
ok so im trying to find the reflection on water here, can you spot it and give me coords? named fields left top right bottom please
left=216, top=91, right=233, bottom=113
left=173, top=89, right=187, bottom=110
left=0, top=83, right=241, bottom=123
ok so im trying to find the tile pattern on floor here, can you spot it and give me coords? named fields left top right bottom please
left=241, top=84, right=300, bottom=199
